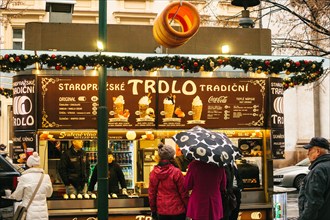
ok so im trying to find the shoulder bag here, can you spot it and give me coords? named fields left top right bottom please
left=222, top=189, right=237, bottom=212
left=13, top=174, right=44, bottom=220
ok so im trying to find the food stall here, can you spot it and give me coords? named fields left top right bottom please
left=10, top=63, right=286, bottom=219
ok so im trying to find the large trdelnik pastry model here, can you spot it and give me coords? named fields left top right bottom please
left=153, top=1, right=200, bottom=48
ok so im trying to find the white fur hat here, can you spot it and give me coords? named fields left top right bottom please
left=27, top=152, right=40, bottom=167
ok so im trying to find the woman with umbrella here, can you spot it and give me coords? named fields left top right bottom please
left=173, top=126, right=240, bottom=220
left=184, top=160, right=226, bottom=220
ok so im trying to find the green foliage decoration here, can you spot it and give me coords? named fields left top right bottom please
left=0, top=53, right=325, bottom=98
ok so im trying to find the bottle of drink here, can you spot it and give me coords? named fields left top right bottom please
left=275, top=202, right=282, bottom=218
left=128, top=167, right=132, bottom=178
left=87, top=153, right=91, bottom=163
left=124, top=167, right=128, bottom=178
left=83, top=141, right=88, bottom=151
left=89, top=153, right=93, bottom=164
left=118, top=154, right=122, bottom=164
left=128, top=153, right=132, bottom=164
left=122, top=153, right=127, bottom=164
left=94, top=153, right=98, bottom=163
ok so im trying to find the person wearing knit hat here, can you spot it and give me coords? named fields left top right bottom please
left=26, top=152, right=40, bottom=167
left=9, top=151, right=53, bottom=220
left=149, top=143, right=188, bottom=220
left=158, top=143, right=175, bottom=160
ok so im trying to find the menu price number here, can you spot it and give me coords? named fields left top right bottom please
left=224, top=110, right=230, bottom=120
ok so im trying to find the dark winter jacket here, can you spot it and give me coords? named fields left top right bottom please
left=148, top=160, right=189, bottom=216
left=88, top=161, right=126, bottom=194
left=223, top=164, right=243, bottom=220
left=298, top=154, right=330, bottom=220
left=58, top=146, right=90, bottom=188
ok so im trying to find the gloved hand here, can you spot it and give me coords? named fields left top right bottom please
left=66, top=184, right=76, bottom=195
left=111, top=193, right=118, bottom=199
left=122, top=188, right=128, bottom=196
left=151, top=212, right=158, bottom=220
left=81, top=183, right=88, bottom=194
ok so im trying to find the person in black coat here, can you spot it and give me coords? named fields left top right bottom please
left=88, top=150, right=128, bottom=198
left=222, top=161, right=244, bottom=220
left=58, top=140, right=90, bottom=195
left=298, top=137, right=330, bottom=220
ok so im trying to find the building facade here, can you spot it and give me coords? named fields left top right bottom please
left=1, top=0, right=255, bottom=50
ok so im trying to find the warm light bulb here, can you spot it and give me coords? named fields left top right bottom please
left=97, top=41, right=104, bottom=51
left=222, top=45, right=230, bottom=54
left=126, top=131, right=137, bottom=140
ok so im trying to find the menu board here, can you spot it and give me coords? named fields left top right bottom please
left=37, top=76, right=98, bottom=129
left=156, top=77, right=266, bottom=129
left=36, top=76, right=267, bottom=129
left=13, top=75, right=37, bottom=131
left=271, top=129, right=285, bottom=159
left=12, top=131, right=36, bottom=165
left=268, top=77, right=284, bottom=128
left=36, top=76, right=158, bottom=129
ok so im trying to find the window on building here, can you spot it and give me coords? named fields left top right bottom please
left=12, top=28, right=25, bottom=50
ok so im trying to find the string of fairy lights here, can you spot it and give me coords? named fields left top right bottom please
left=0, top=53, right=325, bottom=98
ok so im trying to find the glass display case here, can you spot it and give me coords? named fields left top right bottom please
left=46, top=140, right=137, bottom=191
left=109, top=140, right=136, bottom=189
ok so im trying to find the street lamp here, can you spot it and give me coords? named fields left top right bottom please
left=231, top=0, right=260, bottom=28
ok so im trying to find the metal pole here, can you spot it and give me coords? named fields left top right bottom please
left=98, top=0, right=108, bottom=219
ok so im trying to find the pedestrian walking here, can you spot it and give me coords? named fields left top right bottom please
left=148, top=143, right=188, bottom=220
left=298, top=137, right=330, bottom=220
left=9, top=152, right=53, bottom=220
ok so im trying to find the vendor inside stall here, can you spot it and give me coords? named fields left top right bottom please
left=57, top=140, right=90, bottom=196
left=88, top=150, right=128, bottom=198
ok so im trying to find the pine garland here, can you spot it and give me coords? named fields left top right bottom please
left=0, top=53, right=325, bottom=98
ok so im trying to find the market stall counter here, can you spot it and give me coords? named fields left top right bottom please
left=48, top=194, right=151, bottom=219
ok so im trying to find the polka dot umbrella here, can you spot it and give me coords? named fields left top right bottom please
left=172, top=126, right=241, bottom=167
